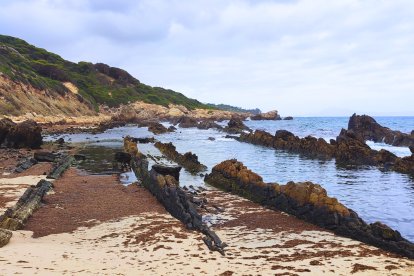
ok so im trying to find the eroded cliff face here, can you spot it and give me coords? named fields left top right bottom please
left=0, top=75, right=96, bottom=117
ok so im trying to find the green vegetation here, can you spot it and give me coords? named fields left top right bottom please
left=206, top=103, right=261, bottom=114
left=0, top=35, right=207, bottom=110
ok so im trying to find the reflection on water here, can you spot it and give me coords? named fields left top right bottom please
left=45, top=118, right=414, bottom=242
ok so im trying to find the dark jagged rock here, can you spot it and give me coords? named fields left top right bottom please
left=124, top=136, right=226, bottom=254
left=284, top=116, right=294, bottom=120
left=114, top=152, right=131, bottom=164
left=154, top=141, right=207, bottom=174
left=0, top=229, right=12, bottom=247
left=177, top=116, right=199, bottom=128
left=348, top=113, right=414, bottom=147
left=168, top=125, right=177, bottom=132
left=147, top=122, right=172, bottom=135
left=97, top=121, right=126, bottom=132
left=0, top=119, right=42, bottom=149
left=204, top=159, right=414, bottom=259
left=251, top=110, right=281, bottom=120
left=47, top=155, right=74, bottom=179
left=239, top=128, right=414, bottom=175
left=152, top=164, right=182, bottom=181
left=34, top=151, right=56, bottom=162
left=0, top=179, right=53, bottom=231
left=410, top=146, right=414, bottom=154
left=197, top=120, right=223, bottom=130
left=128, top=137, right=156, bottom=144
left=224, top=118, right=251, bottom=134
left=15, top=158, right=38, bottom=173
left=208, top=137, right=216, bottom=141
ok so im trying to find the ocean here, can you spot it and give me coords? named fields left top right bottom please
left=47, top=116, right=414, bottom=242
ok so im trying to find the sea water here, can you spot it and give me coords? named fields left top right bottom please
left=47, top=117, right=414, bottom=241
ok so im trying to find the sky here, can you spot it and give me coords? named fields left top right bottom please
left=0, top=0, right=413, bottom=116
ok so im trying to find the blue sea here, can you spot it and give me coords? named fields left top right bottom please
left=47, top=116, right=414, bottom=242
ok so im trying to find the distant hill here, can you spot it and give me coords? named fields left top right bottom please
left=0, top=35, right=207, bottom=116
left=206, top=103, right=261, bottom=115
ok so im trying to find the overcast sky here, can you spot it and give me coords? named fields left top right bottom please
left=1, top=0, right=413, bottom=116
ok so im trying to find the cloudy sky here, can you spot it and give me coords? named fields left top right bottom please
left=1, top=0, right=413, bottom=116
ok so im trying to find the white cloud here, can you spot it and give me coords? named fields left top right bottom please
left=0, top=0, right=413, bottom=116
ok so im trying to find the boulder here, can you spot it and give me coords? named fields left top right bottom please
left=178, top=116, right=199, bottom=128
left=0, top=119, right=42, bottom=149
left=224, top=118, right=251, bottom=134
left=251, top=110, right=281, bottom=120
left=283, top=116, right=293, bottom=120
left=147, top=122, right=171, bottom=135
left=197, top=120, right=222, bottom=130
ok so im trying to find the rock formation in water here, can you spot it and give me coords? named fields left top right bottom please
left=204, top=159, right=414, bottom=259
left=238, top=128, right=414, bottom=175
left=147, top=122, right=173, bottom=135
left=223, top=117, right=252, bottom=134
left=348, top=114, right=414, bottom=147
left=154, top=142, right=207, bottom=174
left=0, top=119, right=42, bottom=148
left=251, top=110, right=281, bottom=120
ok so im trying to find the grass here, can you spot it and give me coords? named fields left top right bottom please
left=0, top=35, right=208, bottom=110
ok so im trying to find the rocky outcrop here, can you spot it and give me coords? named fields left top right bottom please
left=283, top=116, right=293, bottom=120
left=0, top=179, right=53, bottom=230
left=147, top=122, right=173, bottom=135
left=124, top=136, right=226, bottom=254
left=34, top=151, right=56, bottom=162
left=239, top=129, right=414, bottom=175
left=223, top=118, right=251, bottom=134
left=0, top=119, right=42, bottom=148
left=348, top=114, right=414, bottom=147
left=205, top=159, right=414, bottom=259
left=240, top=130, right=336, bottom=160
left=154, top=142, right=207, bottom=174
left=0, top=229, right=12, bottom=248
left=47, top=155, right=75, bottom=179
left=251, top=110, right=281, bottom=120
left=197, top=120, right=223, bottom=130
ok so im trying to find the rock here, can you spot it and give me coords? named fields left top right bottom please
left=114, top=152, right=131, bottom=163
left=34, top=151, right=56, bottom=162
left=410, top=146, right=414, bottom=154
left=56, top=137, right=65, bottom=145
left=15, top=158, right=38, bottom=173
left=0, top=118, right=15, bottom=144
left=348, top=113, right=414, bottom=147
left=208, top=137, right=216, bottom=141
left=152, top=164, right=182, bottom=181
left=124, top=137, right=226, bottom=254
left=0, top=179, right=54, bottom=230
left=0, top=119, right=42, bottom=149
left=47, top=155, right=74, bottom=179
left=147, top=122, right=171, bottom=135
left=197, top=120, right=222, bottom=130
left=154, top=142, right=207, bottom=174
left=224, top=118, right=251, bottom=134
left=168, top=126, right=177, bottom=132
left=205, top=159, right=414, bottom=259
left=251, top=110, right=281, bottom=120
left=0, top=229, right=12, bottom=247
left=283, top=116, right=293, bottom=120
left=177, top=116, right=199, bottom=128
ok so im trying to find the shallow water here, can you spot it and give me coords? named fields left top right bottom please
left=46, top=117, right=414, bottom=242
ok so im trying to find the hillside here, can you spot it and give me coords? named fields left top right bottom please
left=206, top=103, right=261, bottom=114
left=0, top=35, right=207, bottom=116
